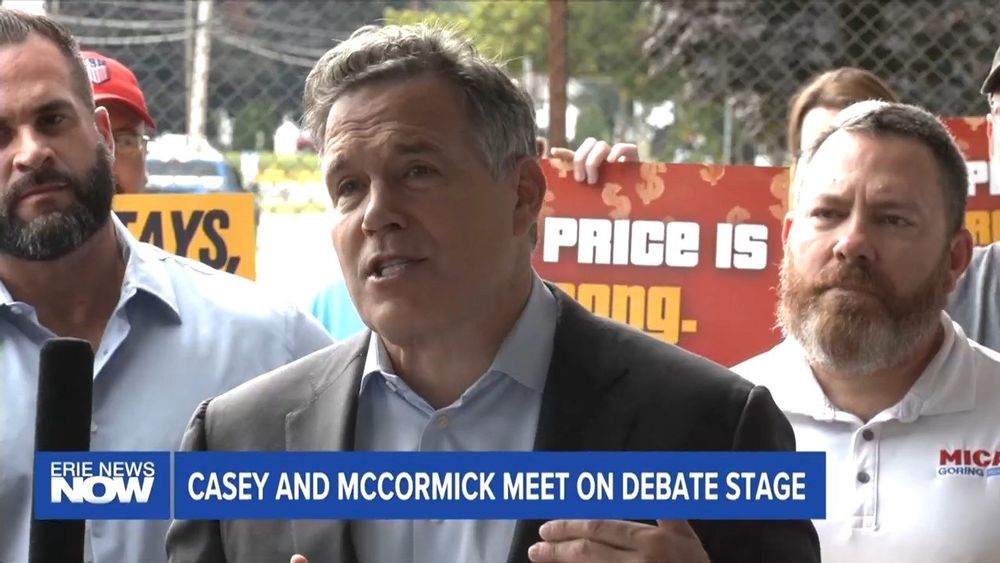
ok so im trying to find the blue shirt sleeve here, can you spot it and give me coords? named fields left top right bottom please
left=285, top=303, right=335, bottom=355
left=308, top=280, right=367, bottom=341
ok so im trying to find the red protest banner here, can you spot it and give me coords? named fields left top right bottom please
left=944, top=117, right=999, bottom=245
left=533, top=117, right=997, bottom=366
left=532, top=159, right=788, bottom=367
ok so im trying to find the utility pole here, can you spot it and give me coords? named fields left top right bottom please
left=547, top=0, right=568, bottom=148
left=184, top=0, right=196, bottom=119
left=0, top=1, right=47, bottom=14
left=188, top=0, right=213, bottom=143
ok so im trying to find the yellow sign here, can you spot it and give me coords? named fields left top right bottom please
left=112, top=193, right=256, bottom=280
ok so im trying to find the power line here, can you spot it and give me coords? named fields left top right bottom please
left=75, top=31, right=190, bottom=46
left=214, top=27, right=328, bottom=59
left=96, top=1, right=188, bottom=15
left=215, top=13, right=352, bottom=42
left=212, top=32, right=317, bottom=67
left=55, top=14, right=188, bottom=30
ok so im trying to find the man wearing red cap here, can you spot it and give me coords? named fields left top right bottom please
left=80, top=50, right=154, bottom=194
left=0, top=10, right=333, bottom=563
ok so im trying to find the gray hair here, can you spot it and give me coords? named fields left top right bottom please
left=303, top=24, right=537, bottom=179
left=796, top=100, right=968, bottom=234
left=0, top=7, right=94, bottom=112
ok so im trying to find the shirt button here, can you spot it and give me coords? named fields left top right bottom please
left=862, top=429, right=875, bottom=441
left=90, top=422, right=98, bottom=433
left=436, top=415, right=449, bottom=429
left=857, top=471, right=870, bottom=484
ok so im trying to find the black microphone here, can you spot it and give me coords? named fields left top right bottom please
left=29, top=338, right=94, bottom=563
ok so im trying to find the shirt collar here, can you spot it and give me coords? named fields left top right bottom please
left=898, top=312, right=977, bottom=419
left=757, top=338, right=837, bottom=421
left=112, top=213, right=182, bottom=322
left=360, top=333, right=394, bottom=394
left=360, top=272, right=557, bottom=396
left=0, top=214, right=180, bottom=322
left=0, top=277, right=12, bottom=306
left=776, top=312, right=977, bottom=423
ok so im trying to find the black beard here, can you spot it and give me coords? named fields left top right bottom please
left=0, top=144, right=114, bottom=261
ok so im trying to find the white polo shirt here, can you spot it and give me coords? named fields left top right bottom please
left=733, top=313, right=1000, bottom=563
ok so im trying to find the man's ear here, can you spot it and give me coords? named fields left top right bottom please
left=511, top=156, right=547, bottom=238
left=94, top=106, right=115, bottom=155
left=988, top=113, right=995, bottom=162
left=946, top=228, right=975, bottom=293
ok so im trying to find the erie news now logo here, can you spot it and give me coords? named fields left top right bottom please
left=51, top=460, right=155, bottom=504
left=34, top=452, right=171, bottom=519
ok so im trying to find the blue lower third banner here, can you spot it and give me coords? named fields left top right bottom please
left=33, top=451, right=825, bottom=520
left=34, top=452, right=171, bottom=519
left=174, top=451, right=825, bottom=520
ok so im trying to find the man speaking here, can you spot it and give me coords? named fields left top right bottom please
left=166, top=24, right=819, bottom=563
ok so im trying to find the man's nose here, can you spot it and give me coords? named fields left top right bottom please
left=11, top=128, right=55, bottom=173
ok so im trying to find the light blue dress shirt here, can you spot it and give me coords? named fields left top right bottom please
left=0, top=215, right=333, bottom=563
left=353, top=274, right=558, bottom=563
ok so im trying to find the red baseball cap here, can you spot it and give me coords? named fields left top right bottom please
left=80, top=50, right=155, bottom=129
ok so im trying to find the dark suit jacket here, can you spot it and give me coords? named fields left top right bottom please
left=166, top=285, right=819, bottom=563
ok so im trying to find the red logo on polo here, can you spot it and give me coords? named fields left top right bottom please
left=938, top=449, right=1000, bottom=477
left=940, top=449, right=1000, bottom=467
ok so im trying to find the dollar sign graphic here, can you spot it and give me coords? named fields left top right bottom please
left=700, top=163, right=726, bottom=185
left=546, top=157, right=575, bottom=179
left=962, top=116, right=986, bottom=131
left=726, top=206, right=750, bottom=224
left=601, top=182, right=631, bottom=219
left=636, top=163, right=666, bottom=205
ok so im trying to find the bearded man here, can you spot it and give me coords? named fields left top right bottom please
left=734, top=100, right=1000, bottom=563
left=0, top=9, right=331, bottom=563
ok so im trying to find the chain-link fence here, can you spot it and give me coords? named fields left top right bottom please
left=645, top=0, right=1000, bottom=164
left=8, top=0, right=994, bottom=297
left=35, top=0, right=1000, bottom=167
left=47, top=1, right=412, bottom=150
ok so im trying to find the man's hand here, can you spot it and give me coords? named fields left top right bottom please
left=548, top=137, right=639, bottom=184
left=528, top=519, right=710, bottom=563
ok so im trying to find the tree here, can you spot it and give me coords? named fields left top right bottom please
left=232, top=100, right=278, bottom=151
left=387, top=2, right=547, bottom=75
left=386, top=1, right=673, bottom=149
left=58, top=0, right=415, bottom=135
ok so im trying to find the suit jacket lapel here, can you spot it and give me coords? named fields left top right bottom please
left=286, top=331, right=369, bottom=563
left=506, top=286, right=638, bottom=563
